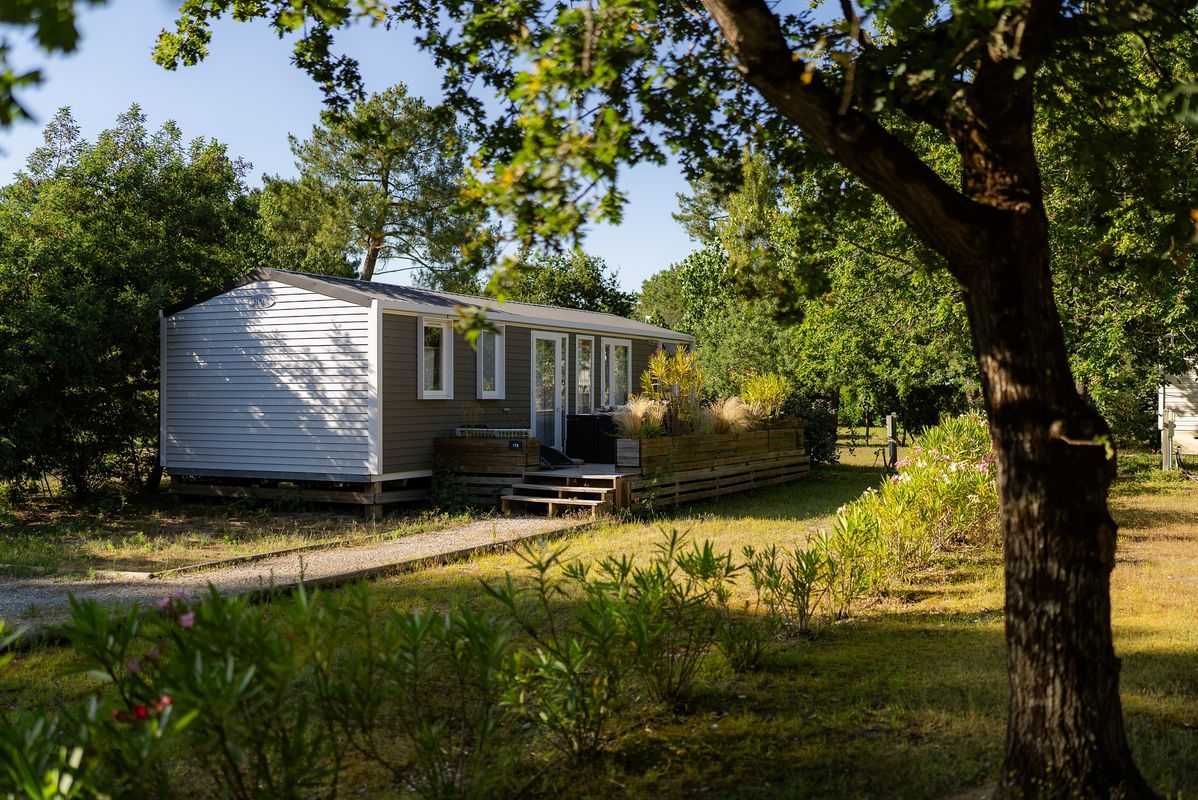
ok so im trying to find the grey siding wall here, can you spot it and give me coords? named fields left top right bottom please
left=162, top=280, right=374, bottom=480
left=381, top=314, right=532, bottom=473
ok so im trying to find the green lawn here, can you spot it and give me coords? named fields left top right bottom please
left=2, top=452, right=1195, bottom=798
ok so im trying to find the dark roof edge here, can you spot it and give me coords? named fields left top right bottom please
left=161, top=269, right=373, bottom=317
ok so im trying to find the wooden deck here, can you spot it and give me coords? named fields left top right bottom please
left=443, top=426, right=812, bottom=516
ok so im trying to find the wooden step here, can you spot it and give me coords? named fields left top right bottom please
left=503, top=494, right=605, bottom=506
left=509, top=483, right=613, bottom=496
left=501, top=494, right=612, bottom=518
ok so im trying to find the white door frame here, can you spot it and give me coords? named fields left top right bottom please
left=531, top=331, right=566, bottom=449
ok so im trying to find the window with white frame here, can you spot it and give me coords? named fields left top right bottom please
left=477, top=326, right=505, bottom=399
left=418, top=317, right=453, bottom=399
left=576, top=336, right=594, bottom=414
left=601, top=338, right=632, bottom=407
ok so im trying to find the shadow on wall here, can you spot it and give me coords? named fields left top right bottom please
left=165, top=293, right=374, bottom=478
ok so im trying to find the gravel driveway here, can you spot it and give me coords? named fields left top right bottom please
left=0, top=515, right=584, bottom=628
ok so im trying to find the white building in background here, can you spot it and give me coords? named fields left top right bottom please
left=1159, top=369, right=1198, bottom=460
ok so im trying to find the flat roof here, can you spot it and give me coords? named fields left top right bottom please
left=166, top=268, right=694, bottom=342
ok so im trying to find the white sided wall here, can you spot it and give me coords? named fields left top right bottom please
left=1160, top=370, right=1198, bottom=455
left=162, top=280, right=376, bottom=480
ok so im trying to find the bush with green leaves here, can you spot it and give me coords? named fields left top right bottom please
left=740, top=373, right=792, bottom=421
left=823, top=411, right=999, bottom=597
left=638, top=349, right=705, bottom=435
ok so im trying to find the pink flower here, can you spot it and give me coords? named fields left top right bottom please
left=156, top=596, right=173, bottom=612
left=126, top=657, right=141, bottom=675
left=145, top=646, right=161, bottom=662
left=154, top=694, right=172, bottom=713
left=179, top=612, right=195, bottom=629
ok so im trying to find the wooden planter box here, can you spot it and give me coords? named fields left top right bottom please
left=617, top=422, right=809, bottom=509
left=434, top=436, right=541, bottom=506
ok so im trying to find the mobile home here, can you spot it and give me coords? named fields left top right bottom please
left=160, top=269, right=692, bottom=491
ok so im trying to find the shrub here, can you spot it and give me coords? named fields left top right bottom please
left=782, top=390, right=840, bottom=466
left=308, top=585, right=518, bottom=800
left=485, top=545, right=628, bottom=759
left=818, top=411, right=1000, bottom=599
left=740, top=373, right=792, bottom=421
left=622, top=534, right=731, bottom=705
left=639, top=349, right=705, bottom=434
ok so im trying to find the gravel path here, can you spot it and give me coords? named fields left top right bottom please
left=0, top=516, right=584, bottom=628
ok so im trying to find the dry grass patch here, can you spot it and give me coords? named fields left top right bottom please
left=0, top=488, right=469, bottom=576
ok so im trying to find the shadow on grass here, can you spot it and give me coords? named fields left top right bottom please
left=1112, top=505, right=1198, bottom=537
left=361, top=559, right=1195, bottom=800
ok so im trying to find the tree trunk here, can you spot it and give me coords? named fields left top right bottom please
left=360, top=234, right=384, bottom=281
left=146, top=462, right=163, bottom=495
left=956, top=232, right=1156, bottom=799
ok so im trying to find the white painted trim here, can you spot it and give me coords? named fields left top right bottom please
left=368, top=299, right=384, bottom=475
left=601, top=337, right=633, bottom=406
left=159, top=311, right=167, bottom=467
left=530, top=331, right=565, bottom=449
left=575, top=335, right=595, bottom=414
left=477, top=325, right=506, bottom=400
left=416, top=316, right=454, bottom=399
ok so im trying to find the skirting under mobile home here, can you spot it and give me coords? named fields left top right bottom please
left=160, top=269, right=693, bottom=504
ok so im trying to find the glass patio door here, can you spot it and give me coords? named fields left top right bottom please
left=532, top=332, right=566, bottom=449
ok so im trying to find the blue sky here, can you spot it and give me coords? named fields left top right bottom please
left=0, top=3, right=699, bottom=292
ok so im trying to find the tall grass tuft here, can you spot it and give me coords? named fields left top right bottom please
left=613, top=395, right=667, bottom=439
left=701, top=396, right=758, bottom=434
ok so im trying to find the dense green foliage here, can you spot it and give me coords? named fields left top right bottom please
left=497, top=251, right=636, bottom=316
left=0, top=107, right=258, bottom=494
left=258, top=84, right=493, bottom=286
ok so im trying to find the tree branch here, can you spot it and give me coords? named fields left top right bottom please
left=699, top=0, right=991, bottom=272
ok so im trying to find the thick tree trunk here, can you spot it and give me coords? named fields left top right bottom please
left=681, top=2, right=1156, bottom=792
left=956, top=232, right=1156, bottom=799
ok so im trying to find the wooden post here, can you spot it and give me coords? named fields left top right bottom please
left=365, top=481, right=384, bottom=521
left=1161, top=410, right=1176, bottom=471
left=885, top=414, right=898, bottom=473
